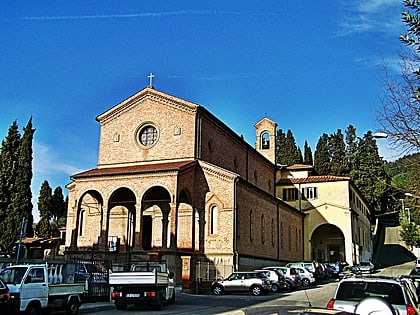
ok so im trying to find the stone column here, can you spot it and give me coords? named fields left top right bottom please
left=169, top=202, right=177, bottom=249
left=98, top=205, right=107, bottom=251
left=133, top=204, right=143, bottom=251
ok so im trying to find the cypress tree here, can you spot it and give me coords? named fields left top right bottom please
left=329, top=129, right=348, bottom=176
left=351, top=131, right=391, bottom=212
left=37, top=180, right=52, bottom=238
left=0, top=121, right=22, bottom=250
left=303, top=141, right=313, bottom=165
left=51, top=186, right=66, bottom=222
left=276, top=129, right=287, bottom=165
left=345, top=125, right=358, bottom=174
left=15, top=117, right=35, bottom=237
left=314, top=133, right=330, bottom=175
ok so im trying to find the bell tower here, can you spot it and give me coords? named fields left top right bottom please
left=254, top=117, right=277, bottom=164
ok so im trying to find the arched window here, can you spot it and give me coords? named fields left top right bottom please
left=271, top=218, right=275, bottom=247
left=210, top=205, right=218, bottom=235
left=261, top=132, right=270, bottom=149
left=250, top=210, right=253, bottom=242
left=261, top=214, right=265, bottom=244
left=79, top=209, right=85, bottom=236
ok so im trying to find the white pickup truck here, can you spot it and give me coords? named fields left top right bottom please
left=0, top=262, right=86, bottom=315
left=109, top=260, right=175, bottom=310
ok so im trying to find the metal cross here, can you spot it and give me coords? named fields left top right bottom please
left=148, top=72, right=155, bottom=87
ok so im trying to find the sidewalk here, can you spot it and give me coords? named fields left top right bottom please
left=375, top=259, right=415, bottom=277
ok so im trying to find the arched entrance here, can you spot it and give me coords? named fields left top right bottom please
left=141, top=186, right=172, bottom=250
left=107, top=187, right=136, bottom=253
left=75, top=190, right=104, bottom=249
left=311, top=224, right=345, bottom=262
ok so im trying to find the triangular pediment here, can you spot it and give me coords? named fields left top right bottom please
left=96, top=86, right=200, bottom=124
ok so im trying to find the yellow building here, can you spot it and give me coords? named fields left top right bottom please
left=276, top=164, right=373, bottom=265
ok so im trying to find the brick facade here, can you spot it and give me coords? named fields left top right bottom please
left=65, top=87, right=304, bottom=284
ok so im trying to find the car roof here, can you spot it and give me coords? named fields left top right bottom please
left=340, top=276, right=400, bottom=284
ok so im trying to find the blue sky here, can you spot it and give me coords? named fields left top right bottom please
left=0, top=1, right=406, bottom=221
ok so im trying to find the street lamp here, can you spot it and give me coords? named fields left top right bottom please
left=373, top=132, right=389, bottom=139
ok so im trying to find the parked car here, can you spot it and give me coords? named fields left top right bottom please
left=327, top=276, right=420, bottom=315
left=338, top=265, right=361, bottom=279
left=358, top=261, right=375, bottom=274
left=416, top=258, right=420, bottom=269
left=263, top=266, right=301, bottom=290
left=74, top=261, right=108, bottom=284
left=0, top=277, right=11, bottom=312
left=254, top=269, right=286, bottom=293
left=211, top=271, right=271, bottom=296
left=295, top=267, right=316, bottom=287
left=324, top=262, right=340, bottom=278
left=286, top=261, right=317, bottom=276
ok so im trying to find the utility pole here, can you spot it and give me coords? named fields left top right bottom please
left=16, top=217, right=27, bottom=264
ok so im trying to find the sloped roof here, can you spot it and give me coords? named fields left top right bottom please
left=277, top=175, right=350, bottom=184
left=72, top=160, right=196, bottom=179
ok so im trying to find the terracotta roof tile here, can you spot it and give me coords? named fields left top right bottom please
left=277, top=175, right=350, bottom=184
left=72, top=160, right=195, bottom=179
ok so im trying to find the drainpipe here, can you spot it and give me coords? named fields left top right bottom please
left=233, top=176, right=240, bottom=271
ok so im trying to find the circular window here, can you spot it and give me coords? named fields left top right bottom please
left=138, top=125, right=158, bottom=147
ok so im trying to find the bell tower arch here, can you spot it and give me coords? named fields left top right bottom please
left=254, top=117, right=277, bottom=164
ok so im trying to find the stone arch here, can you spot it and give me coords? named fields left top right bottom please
left=107, top=187, right=137, bottom=253
left=177, top=189, right=195, bottom=249
left=141, top=186, right=172, bottom=250
left=311, top=223, right=345, bottom=263
left=74, top=190, right=104, bottom=249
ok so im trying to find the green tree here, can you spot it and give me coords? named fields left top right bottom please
left=329, top=129, right=348, bottom=176
left=37, top=180, right=52, bottom=238
left=345, top=125, right=358, bottom=173
left=303, top=141, right=313, bottom=165
left=0, top=121, right=21, bottom=250
left=52, top=186, right=66, bottom=222
left=15, top=118, right=35, bottom=237
left=314, top=133, right=330, bottom=175
left=351, top=131, right=391, bottom=213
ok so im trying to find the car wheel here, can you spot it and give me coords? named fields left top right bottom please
left=212, top=285, right=224, bottom=295
left=302, top=278, right=310, bottom=287
left=66, top=297, right=80, bottom=315
left=271, top=283, right=280, bottom=293
left=285, top=280, right=293, bottom=291
left=251, top=285, right=263, bottom=296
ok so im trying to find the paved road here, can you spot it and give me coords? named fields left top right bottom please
left=79, top=261, right=416, bottom=315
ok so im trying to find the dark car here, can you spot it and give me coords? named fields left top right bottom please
left=0, top=277, right=12, bottom=312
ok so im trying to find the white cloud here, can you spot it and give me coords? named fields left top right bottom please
left=336, top=0, right=402, bottom=37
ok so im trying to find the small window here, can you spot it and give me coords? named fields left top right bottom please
left=302, top=187, right=318, bottom=199
left=283, top=188, right=298, bottom=201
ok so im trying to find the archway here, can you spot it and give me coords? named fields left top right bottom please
left=311, top=224, right=345, bottom=262
left=142, top=186, right=171, bottom=250
left=76, top=190, right=104, bottom=249
left=107, top=187, right=136, bottom=253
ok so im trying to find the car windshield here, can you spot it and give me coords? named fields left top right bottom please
left=336, top=281, right=405, bottom=305
left=0, top=267, right=27, bottom=285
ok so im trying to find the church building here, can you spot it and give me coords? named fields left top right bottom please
left=65, top=86, right=304, bottom=284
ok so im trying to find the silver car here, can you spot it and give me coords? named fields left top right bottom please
left=211, top=271, right=271, bottom=296
left=327, top=276, right=420, bottom=315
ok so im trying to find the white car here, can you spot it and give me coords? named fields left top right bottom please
left=295, top=267, right=316, bottom=287
left=358, top=261, right=375, bottom=274
left=327, top=276, right=420, bottom=315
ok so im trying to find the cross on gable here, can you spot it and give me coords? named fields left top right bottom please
left=148, top=72, right=155, bottom=87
